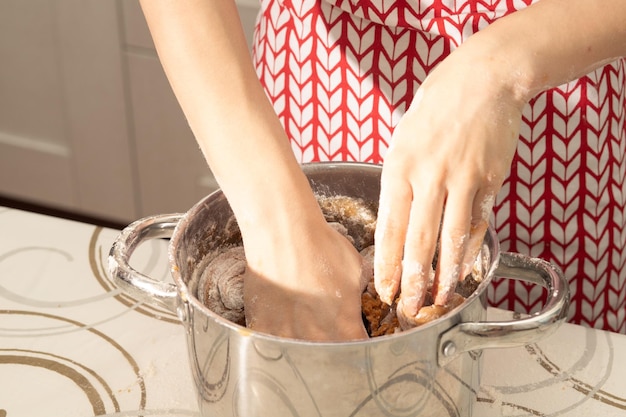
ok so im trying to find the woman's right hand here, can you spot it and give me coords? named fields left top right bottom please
left=139, top=0, right=371, bottom=342
left=242, top=216, right=370, bottom=341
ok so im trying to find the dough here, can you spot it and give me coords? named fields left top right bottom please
left=396, top=293, right=466, bottom=330
left=359, top=244, right=469, bottom=334
left=197, top=241, right=470, bottom=336
left=197, top=246, right=246, bottom=326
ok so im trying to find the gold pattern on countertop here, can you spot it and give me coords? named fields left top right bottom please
left=526, top=343, right=626, bottom=410
left=0, top=310, right=147, bottom=414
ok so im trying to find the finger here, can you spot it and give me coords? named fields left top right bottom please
left=460, top=220, right=489, bottom=278
left=374, top=173, right=411, bottom=305
left=460, top=189, right=496, bottom=277
left=433, top=189, right=474, bottom=306
left=398, top=182, right=445, bottom=317
left=397, top=261, right=433, bottom=319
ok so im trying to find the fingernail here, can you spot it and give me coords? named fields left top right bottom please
left=376, top=265, right=401, bottom=305
left=400, top=295, right=419, bottom=317
left=434, top=283, right=453, bottom=306
left=377, top=286, right=391, bottom=305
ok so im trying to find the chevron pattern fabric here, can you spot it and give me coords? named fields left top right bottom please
left=252, top=0, right=626, bottom=333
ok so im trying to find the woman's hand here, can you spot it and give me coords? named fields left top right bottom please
left=242, top=218, right=370, bottom=341
left=374, top=35, right=525, bottom=322
left=374, top=0, right=626, bottom=322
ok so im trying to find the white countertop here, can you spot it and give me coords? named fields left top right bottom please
left=1, top=206, right=624, bottom=417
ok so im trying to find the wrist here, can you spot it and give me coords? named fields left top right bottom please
left=456, top=28, right=537, bottom=107
left=466, top=0, right=626, bottom=103
left=226, top=163, right=326, bottom=242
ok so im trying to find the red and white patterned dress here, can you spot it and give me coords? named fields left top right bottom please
left=252, top=0, right=626, bottom=333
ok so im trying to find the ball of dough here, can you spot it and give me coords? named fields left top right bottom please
left=197, top=246, right=246, bottom=325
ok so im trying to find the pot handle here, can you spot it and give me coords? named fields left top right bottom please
left=108, top=213, right=183, bottom=313
left=438, top=252, right=570, bottom=367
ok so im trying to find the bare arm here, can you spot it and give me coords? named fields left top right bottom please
left=139, top=0, right=368, bottom=340
left=483, top=0, right=626, bottom=100
left=139, top=0, right=310, bottom=230
left=375, top=0, right=626, bottom=321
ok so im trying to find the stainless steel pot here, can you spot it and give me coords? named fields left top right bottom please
left=108, top=162, right=569, bottom=417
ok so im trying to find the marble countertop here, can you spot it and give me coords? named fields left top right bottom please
left=1, top=206, right=624, bottom=417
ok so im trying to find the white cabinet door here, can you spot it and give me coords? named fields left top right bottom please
left=121, top=1, right=219, bottom=217
left=125, top=51, right=218, bottom=217
left=0, top=0, right=260, bottom=223
left=0, top=1, right=136, bottom=223
left=120, top=0, right=260, bottom=218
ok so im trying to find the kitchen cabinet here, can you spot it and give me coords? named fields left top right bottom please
left=0, top=0, right=260, bottom=224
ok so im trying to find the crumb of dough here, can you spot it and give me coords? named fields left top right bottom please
left=317, top=195, right=376, bottom=251
left=361, top=289, right=399, bottom=337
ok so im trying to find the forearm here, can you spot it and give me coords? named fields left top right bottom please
left=139, top=0, right=321, bottom=234
left=466, top=0, right=626, bottom=102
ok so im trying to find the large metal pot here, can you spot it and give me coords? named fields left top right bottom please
left=108, top=162, right=569, bottom=417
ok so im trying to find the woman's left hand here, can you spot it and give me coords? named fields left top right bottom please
left=374, top=35, right=525, bottom=322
